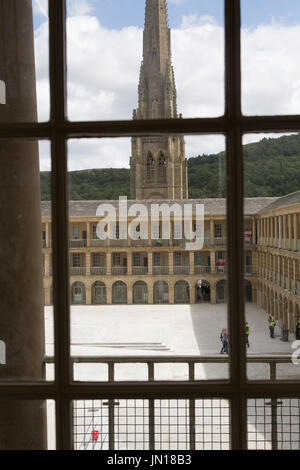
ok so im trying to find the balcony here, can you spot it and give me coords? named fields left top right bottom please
left=214, top=237, right=226, bottom=246
left=194, top=265, right=211, bottom=274
left=132, top=266, right=148, bottom=275
left=111, top=266, right=127, bottom=275
left=90, top=267, right=106, bottom=275
left=69, top=239, right=87, bottom=248
left=151, top=239, right=169, bottom=247
left=70, top=267, right=86, bottom=276
left=90, top=239, right=108, bottom=247
left=173, top=265, right=190, bottom=275
left=153, top=266, right=169, bottom=275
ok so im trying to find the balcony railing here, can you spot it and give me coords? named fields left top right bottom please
left=70, top=267, right=86, bottom=276
left=153, top=266, right=169, bottom=275
left=132, top=266, right=148, bottom=275
left=173, top=265, right=190, bottom=275
left=69, top=239, right=87, bottom=248
left=90, top=267, right=106, bottom=275
left=111, top=266, right=127, bottom=275
left=151, top=239, right=170, bottom=247
left=90, top=239, right=108, bottom=247
left=214, top=237, right=226, bottom=246
left=194, top=265, right=211, bottom=274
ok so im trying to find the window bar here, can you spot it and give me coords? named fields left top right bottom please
left=49, top=0, right=71, bottom=450
left=224, top=0, right=247, bottom=450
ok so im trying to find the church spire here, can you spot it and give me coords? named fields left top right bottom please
left=130, top=0, right=188, bottom=201
left=135, top=0, right=177, bottom=120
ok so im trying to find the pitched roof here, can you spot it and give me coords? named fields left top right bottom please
left=41, top=197, right=278, bottom=218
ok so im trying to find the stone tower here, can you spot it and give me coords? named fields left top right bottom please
left=130, top=0, right=188, bottom=200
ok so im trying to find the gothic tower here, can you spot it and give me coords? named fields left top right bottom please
left=130, top=0, right=188, bottom=200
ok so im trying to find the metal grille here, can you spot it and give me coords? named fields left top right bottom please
left=73, top=398, right=231, bottom=450
left=247, top=398, right=300, bottom=450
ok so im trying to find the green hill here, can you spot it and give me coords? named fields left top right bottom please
left=40, top=133, right=300, bottom=200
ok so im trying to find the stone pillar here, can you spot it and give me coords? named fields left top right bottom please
left=86, top=221, right=90, bottom=248
left=127, top=252, right=132, bottom=276
left=189, top=251, right=194, bottom=275
left=169, top=283, right=174, bottom=304
left=168, top=251, right=174, bottom=275
left=106, top=252, right=112, bottom=276
left=210, top=284, right=217, bottom=304
left=148, top=252, right=153, bottom=275
left=86, top=252, right=91, bottom=276
left=293, top=213, right=298, bottom=252
left=86, top=284, right=92, bottom=305
left=288, top=214, right=292, bottom=250
left=0, top=0, right=47, bottom=449
left=210, top=219, right=214, bottom=245
left=210, top=250, right=216, bottom=273
left=148, top=283, right=154, bottom=304
left=252, top=217, right=256, bottom=245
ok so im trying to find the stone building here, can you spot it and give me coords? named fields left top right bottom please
left=40, top=0, right=300, bottom=338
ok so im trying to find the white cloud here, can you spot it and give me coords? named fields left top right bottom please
left=34, top=13, right=300, bottom=171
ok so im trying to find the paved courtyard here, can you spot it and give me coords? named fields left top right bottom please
left=44, top=303, right=300, bottom=450
left=44, top=302, right=299, bottom=381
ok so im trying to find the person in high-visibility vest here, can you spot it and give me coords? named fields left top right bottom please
left=296, top=317, right=300, bottom=340
left=245, top=322, right=250, bottom=348
left=269, top=316, right=276, bottom=338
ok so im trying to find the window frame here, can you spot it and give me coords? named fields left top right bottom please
left=0, top=0, right=299, bottom=451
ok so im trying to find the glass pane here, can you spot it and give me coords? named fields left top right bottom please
left=72, top=398, right=230, bottom=450
left=67, top=134, right=228, bottom=382
left=0, top=400, right=55, bottom=450
left=241, top=0, right=300, bottom=115
left=0, top=0, right=49, bottom=122
left=0, top=140, right=53, bottom=382
left=243, top=133, right=300, bottom=381
left=66, top=0, right=224, bottom=120
left=247, top=398, right=300, bottom=450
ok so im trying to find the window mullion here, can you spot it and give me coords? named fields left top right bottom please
left=49, top=0, right=71, bottom=450
left=225, top=0, right=247, bottom=450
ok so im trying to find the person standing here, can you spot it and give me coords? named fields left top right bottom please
left=220, top=328, right=228, bottom=354
left=296, top=316, right=300, bottom=340
left=245, top=322, right=250, bottom=348
left=269, top=316, right=276, bottom=338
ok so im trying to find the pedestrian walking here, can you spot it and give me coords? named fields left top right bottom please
left=296, top=316, right=300, bottom=340
left=245, top=321, right=250, bottom=348
left=220, top=328, right=228, bottom=354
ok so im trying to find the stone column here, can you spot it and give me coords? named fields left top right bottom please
left=127, top=252, right=132, bottom=276
left=168, top=251, right=174, bottom=275
left=210, top=219, right=214, bottom=245
left=0, top=0, right=47, bottom=449
left=293, top=213, right=298, bottom=252
left=210, top=250, right=216, bottom=273
left=86, top=252, right=91, bottom=276
left=210, top=284, right=217, bottom=304
left=189, top=251, right=194, bottom=275
left=106, top=252, right=112, bottom=275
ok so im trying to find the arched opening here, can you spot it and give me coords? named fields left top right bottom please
left=174, top=280, right=190, bottom=304
left=154, top=281, right=169, bottom=304
left=71, top=281, right=86, bottom=305
left=133, top=281, right=148, bottom=304
left=195, top=279, right=210, bottom=303
left=92, top=281, right=106, bottom=305
left=158, top=152, right=167, bottom=179
left=112, top=281, right=127, bottom=304
left=146, top=153, right=154, bottom=180
left=216, top=280, right=227, bottom=303
left=245, top=280, right=252, bottom=302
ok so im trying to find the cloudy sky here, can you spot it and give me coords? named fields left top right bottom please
left=33, top=0, right=300, bottom=171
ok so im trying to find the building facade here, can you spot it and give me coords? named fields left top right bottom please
left=41, top=0, right=300, bottom=339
